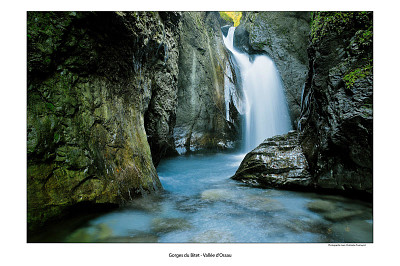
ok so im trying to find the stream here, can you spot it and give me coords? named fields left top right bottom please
left=35, top=152, right=372, bottom=243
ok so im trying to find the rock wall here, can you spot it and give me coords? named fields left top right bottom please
left=299, top=12, right=373, bottom=194
left=234, top=11, right=310, bottom=127
left=174, top=12, right=241, bottom=153
left=27, top=11, right=181, bottom=231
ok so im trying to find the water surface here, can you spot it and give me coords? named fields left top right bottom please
left=44, top=153, right=372, bottom=243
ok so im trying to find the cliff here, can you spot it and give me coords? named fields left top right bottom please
left=174, top=11, right=241, bottom=153
left=299, top=11, right=373, bottom=193
left=27, top=11, right=181, bottom=231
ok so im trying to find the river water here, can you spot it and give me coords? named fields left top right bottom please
left=36, top=152, right=372, bottom=243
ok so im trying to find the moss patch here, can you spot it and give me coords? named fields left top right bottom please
left=343, top=63, right=372, bottom=88
left=311, top=11, right=372, bottom=44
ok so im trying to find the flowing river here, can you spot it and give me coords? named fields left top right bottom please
left=32, top=152, right=372, bottom=243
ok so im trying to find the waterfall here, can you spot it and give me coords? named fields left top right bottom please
left=222, top=27, right=292, bottom=151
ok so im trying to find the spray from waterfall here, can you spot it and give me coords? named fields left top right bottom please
left=222, top=27, right=292, bottom=152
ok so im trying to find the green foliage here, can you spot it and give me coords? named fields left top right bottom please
left=46, top=102, right=55, bottom=111
left=352, top=27, right=373, bottom=47
left=311, top=11, right=372, bottom=44
left=343, top=63, right=372, bottom=88
left=54, top=132, right=61, bottom=143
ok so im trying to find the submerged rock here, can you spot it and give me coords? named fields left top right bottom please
left=201, top=188, right=233, bottom=201
left=323, top=210, right=364, bottom=222
left=232, top=130, right=312, bottom=190
left=65, top=223, right=114, bottom=243
left=151, top=217, right=192, bottom=234
left=307, top=200, right=336, bottom=213
left=242, top=196, right=285, bottom=212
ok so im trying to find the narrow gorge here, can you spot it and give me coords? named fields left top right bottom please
left=27, top=11, right=373, bottom=243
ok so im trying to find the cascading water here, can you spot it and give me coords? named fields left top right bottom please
left=222, top=27, right=292, bottom=151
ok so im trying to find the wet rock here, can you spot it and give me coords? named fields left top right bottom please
left=151, top=217, right=192, bottom=234
left=27, top=11, right=180, bottom=232
left=307, top=200, right=336, bottom=213
left=299, top=12, right=373, bottom=195
left=232, top=130, right=312, bottom=190
left=175, top=12, right=242, bottom=153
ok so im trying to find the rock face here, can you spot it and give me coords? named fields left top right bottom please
left=298, top=12, right=373, bottom=194
left=27, top=11, right=181, bottom=231
left=232, top=131, right=312, bottom=190
left=174, top=12, right=241, bottom=153
left=235, top=12, right=310, bottom=127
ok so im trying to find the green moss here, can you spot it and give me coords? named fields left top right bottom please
left=54, top=132, right=61, bottom=143
left=352, top=27, right=373, bottom=47
left=311, top=11, right=372, bottom=44
left=46, top=102, right=55, bottom=111
left=343, top=63, right=372, bottom=88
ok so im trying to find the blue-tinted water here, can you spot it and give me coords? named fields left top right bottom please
left=46, top=152, right=373, bottom=243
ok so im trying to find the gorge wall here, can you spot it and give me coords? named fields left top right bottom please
left=174, top=11, right=241, bottom=153
left=299, top=12, right=373, bottom=193
left=27, top=11, right=181, bottom=231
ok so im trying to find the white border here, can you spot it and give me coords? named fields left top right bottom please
left=2, top=0, right=399, bottom=265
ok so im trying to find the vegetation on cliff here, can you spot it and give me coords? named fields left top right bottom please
left=219, top=11, right=242, bottom=27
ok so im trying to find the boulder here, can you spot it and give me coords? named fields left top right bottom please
left=232, top=130, right=312, bottom=190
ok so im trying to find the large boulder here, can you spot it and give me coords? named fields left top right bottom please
left=232, top=131, right=312, bottom=190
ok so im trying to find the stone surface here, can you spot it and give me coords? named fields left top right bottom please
left=298, top=12, right=373, bottom=194
left=174, top=12, right=242, bottom=153
left=232, top=130, right=312, bottom=190
left=27, top=11, right=181, bottom=232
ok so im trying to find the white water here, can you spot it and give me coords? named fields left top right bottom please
left=222, top=27, right=292, bottom=151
